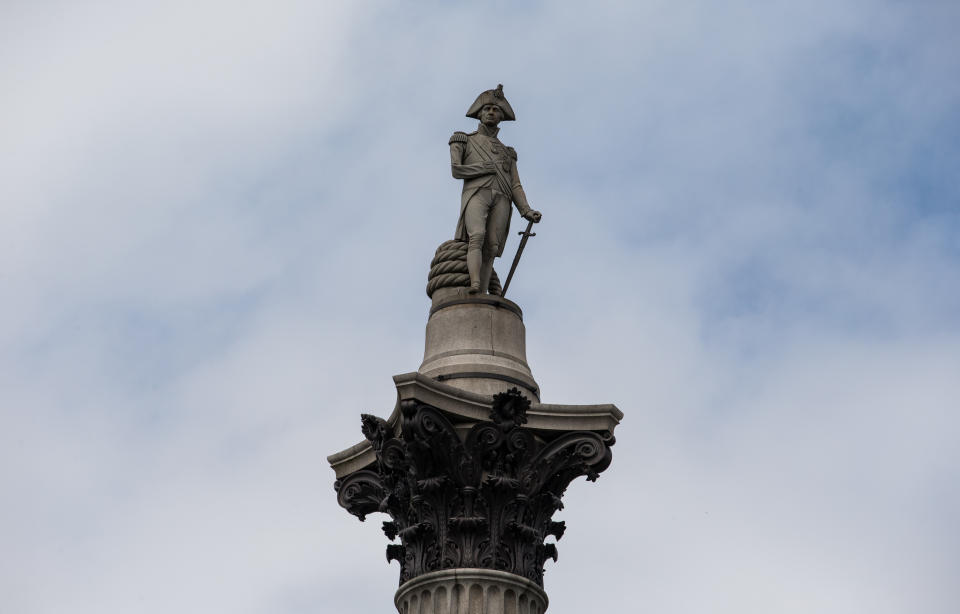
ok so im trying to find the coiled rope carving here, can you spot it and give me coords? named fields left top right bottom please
left=426, top=239, right=501, bottom=298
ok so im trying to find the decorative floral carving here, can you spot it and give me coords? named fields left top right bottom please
left=334, top=388, right=614, bottom=587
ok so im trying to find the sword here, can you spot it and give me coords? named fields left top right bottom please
left=501, top=219, right=537, bottom=298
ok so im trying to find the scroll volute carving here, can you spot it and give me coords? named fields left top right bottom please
left=334, top=388, right=615, bottom=587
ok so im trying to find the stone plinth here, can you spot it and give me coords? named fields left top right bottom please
left=421, top=291, right=539, bottom=401
left=395, top=569, right=548, bottom=614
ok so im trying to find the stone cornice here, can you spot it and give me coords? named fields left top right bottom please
left=327, top=372, right=622, bottom=479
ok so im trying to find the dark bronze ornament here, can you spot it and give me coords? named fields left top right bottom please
left=334, top=388, right=615, bottom=587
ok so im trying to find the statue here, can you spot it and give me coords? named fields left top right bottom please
left=449, top=85, right=542, bottom=295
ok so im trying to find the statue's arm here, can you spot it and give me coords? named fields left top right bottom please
left=509, top=157, right=534, bottom=217
left=450, top=142, right=493, bottom=179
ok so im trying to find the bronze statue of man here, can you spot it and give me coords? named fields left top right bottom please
left=450, top=85, right=542, bottom=295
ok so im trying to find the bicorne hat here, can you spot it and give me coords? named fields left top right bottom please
left=465, top=84, right=516, bottom=121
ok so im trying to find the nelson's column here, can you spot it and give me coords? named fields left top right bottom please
left=328, top=85, right=623, bottom=614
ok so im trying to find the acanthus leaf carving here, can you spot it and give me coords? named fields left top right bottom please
left=333, top=388, right=614, bottom=587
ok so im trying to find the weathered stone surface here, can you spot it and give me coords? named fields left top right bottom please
left=426, top=240, right=503, bottom=299
left=326, top=373, right=622, bottom=480
left=395, top=568, right=548, bottom=614
left=327, top=85, right=621, bottom=613
left=451, top=85, right=541, bottom=295
left=420, top=294, right=538, bottom=400
left=334, top=389, right=615, bottom=588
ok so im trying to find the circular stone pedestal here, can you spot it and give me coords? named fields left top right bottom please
left=419, top=290, right=539, bottom=400
left=395, top=569, right=549, bottom=614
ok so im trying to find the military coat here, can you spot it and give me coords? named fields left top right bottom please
left=449, top=125, right=532, bottom=256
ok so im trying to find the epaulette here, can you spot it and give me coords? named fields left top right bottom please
left=506, top=146, right=517, bottom=161
left=449, top=131, right=470, bottom=145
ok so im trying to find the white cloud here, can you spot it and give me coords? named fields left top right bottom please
left=1, top=1, right=957, bottom=612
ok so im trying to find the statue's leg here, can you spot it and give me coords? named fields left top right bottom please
left=479, top=245, right=496, bottom=294
left=464, top=192, right=492, bottom=294
left=467, top=235, right=484, bottom=293
left=481, top=195, right=511, bottom=294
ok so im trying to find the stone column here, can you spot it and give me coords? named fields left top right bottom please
left=329, top=293, right=621, bottom=614
left=395, top=569, right=548, bottom=614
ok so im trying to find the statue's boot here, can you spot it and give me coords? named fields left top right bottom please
left=479, top=259, right=494, bottom=294
left=466, top=242, right=483, bottom=294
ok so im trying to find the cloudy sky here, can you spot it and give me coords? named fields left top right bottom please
left=2, top=1, right=958, bottom=612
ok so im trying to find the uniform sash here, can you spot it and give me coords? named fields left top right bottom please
left=466, top=137, right=514, bottom=196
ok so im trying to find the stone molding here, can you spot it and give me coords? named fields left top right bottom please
left=395, top=568, right=548, bottom=614
left=429, top=294, right=524, bottom=318
left=327, top=373, right=621, bottom=479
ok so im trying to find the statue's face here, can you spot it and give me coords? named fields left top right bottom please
left=480, top=104, right=503, bottom=127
